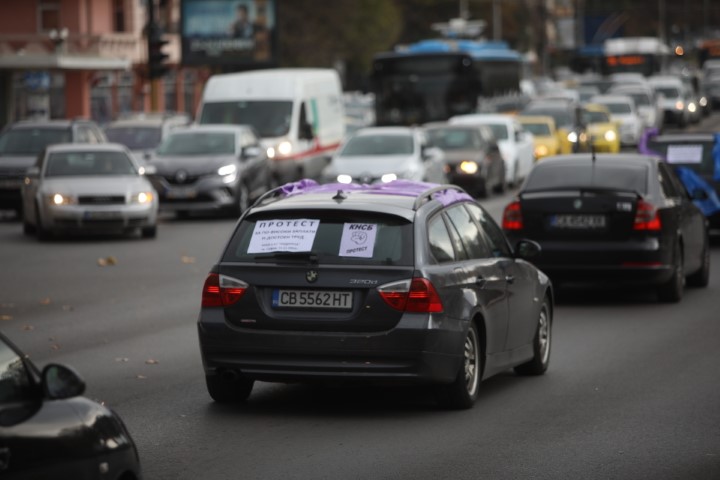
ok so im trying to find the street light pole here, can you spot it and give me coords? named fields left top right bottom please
left=493, top=0, right=501, bottom=40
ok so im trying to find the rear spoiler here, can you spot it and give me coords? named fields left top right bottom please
left=520, top=186, right=643, bottom=198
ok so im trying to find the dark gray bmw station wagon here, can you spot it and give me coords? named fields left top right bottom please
left=198, top=180, right=553, bottom=409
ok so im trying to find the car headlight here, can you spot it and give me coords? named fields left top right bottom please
left=50, top=193, right=75, bottom=205
left=700, top=97, right=708, bottom=107
left=381, top=173, right=398, bottom=183
left=337, top=174, right=352, bottom=184
left=459, top=161, right=478, bottom=174
left=688, top=102, right=697, bottom=113
left=675, top=101, right=685, bottom=111
left=277, top=141, right=292, bottom=157
left=134, top=192, right=154, bottom=204
left=567, top=131, right=578, bottom=143
left=534, top=145, right=549, bottom=158
left=604, top=130, right=617, bottom=142
left=217, top=164, right=237, bottom=184
left=266, top=147, right=276, bottom=159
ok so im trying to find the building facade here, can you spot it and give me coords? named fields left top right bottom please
left=0, top=0, right=207, bottom=128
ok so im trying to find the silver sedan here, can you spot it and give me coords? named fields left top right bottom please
left=21, top=143, right=159, bottom=239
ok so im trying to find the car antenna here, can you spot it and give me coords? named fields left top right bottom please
left=591, top=141, right=596, bottom=163
left=332, top=189, right=347, bottom=202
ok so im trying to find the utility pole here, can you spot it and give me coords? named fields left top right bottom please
left=493, top=0, right=502, bottom=41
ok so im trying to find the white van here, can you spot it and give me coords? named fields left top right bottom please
left=197, top=68, right=345, bottom=183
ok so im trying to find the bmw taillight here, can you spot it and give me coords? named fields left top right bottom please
left=202, top=273, right=248, bottom=307
left=377, top=277, right=443, bottom=313
left=633, top=200, right=661, bottom=231
left=502, top=200, right=524, bottom=230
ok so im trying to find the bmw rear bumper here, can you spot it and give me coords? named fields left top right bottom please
left=197, top=311, right=464, bottom=385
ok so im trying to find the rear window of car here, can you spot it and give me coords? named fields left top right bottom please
left=647, top=140, right=715, bottom=175
left=223, top=211, right=414, bottom=266
left=45, top=151, right=138, bottom=177
left=525, top=162, right=649, bottom=194
left=0, top=128, right=71, bottom=155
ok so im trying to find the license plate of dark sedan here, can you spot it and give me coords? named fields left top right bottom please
left=550, top=214, right=606, bottom=229
left=166, top=187, right=197, bottom=199
left=272, top=289, right=353, bottom=310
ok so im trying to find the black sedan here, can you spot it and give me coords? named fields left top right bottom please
left=0, top=332, right=141, bottom=479
left=502, top=154, right=710, bottom=302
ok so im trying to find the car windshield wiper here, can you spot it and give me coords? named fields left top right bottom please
left=252, top=251, right=319, bottom=263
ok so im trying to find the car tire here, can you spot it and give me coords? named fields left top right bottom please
left=205, top=373, right=254, bottom=403
left=514, top=299, right=552, bottom=376
left=141, top=226, right=157, bottom=239
left=232, top=182, right=250, bottom=217
left=23, top=220, right=36, bottom=236
left=435, top=321, right=481, bottom=410
left=686, top=237, right=710, bottom=288
left=658, top=242, right=684, bottom=303
left=476, top=176, right=489, bottom=199
left=35, top=204, right=50, bottom=241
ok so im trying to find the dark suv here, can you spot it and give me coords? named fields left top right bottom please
left=0, top=119, right=106, bottom=214
left=198, top=180, right=553, bottom=409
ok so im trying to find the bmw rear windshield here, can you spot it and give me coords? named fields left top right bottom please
left=223, top=211, right=414, bottom=266
left=524, top=162, right=649, bottom=194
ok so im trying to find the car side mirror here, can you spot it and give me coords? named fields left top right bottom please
left=242, top=146, right=262, bottom=159
left=139, top=164, right=157, bottom=175
left=515, top=239, right=541, bottom=259
left=26, top=166, right=40, bottom=177
left=42, top=364, right=86, bottom=400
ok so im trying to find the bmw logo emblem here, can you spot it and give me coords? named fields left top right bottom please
left=306, top=270, right=318, bottom=283
left=573, top=199, right=583, bottom=210
left=175, top=170, right=188, bottom=183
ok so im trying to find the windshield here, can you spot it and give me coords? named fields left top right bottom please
left=585, top=111, right=611, bottom=124
left=105, top=126, right=162, bottom=150
left=647, top=140, right=715, bottom=175
left=45, top=151, right=137, bottom=177
left=426, top=128, right=482, bottom=150
left=340, top=134, right=414, bottom=156
left=199, top=101, right=292, bottom=137
left=156, top=132, right=236, bottom=156
left=655, top=86, right=680, bottom=98
left=521, top=123, right=551, bottom=136
left=600, top=102, right=632, bottom=114
left=525, top=163, right=648, bottom=194
left=622, top=92, right=651, bottom=106
left=0, top=128, right=71, bottom=156
left=224, top=212, right=413, bottom=266
left=522, top=107, right=572, bottom=129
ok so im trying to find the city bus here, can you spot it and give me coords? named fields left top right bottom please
left=602, top=37, right=671, bottom=76
left=371, top=39, right=523, bottom=126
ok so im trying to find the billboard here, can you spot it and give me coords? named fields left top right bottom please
left=181, top=0, right=277, bottom=67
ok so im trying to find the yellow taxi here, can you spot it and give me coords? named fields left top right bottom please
left=583, top=103, right=621, bottom=153
left=517, top=115, right=563, bottom=160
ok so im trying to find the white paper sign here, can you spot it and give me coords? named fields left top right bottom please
left=247, top=219, right=320, bottom=253
left=339, top=223, right=377, bottom=258
left=666, top=145, right=703, bottom=164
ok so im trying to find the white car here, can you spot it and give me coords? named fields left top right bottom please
left=648, top=76, right=691, bottom=127
left=322, top=127, right=446, bottom=185
left=21, top=143, right=159, bottom=239
left=608, top=85, right=662, bottom=130
left=589, top=94, right=644, bottom=146
left=449, top=113, right=534, bottom=186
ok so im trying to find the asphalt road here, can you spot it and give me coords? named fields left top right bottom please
left=1, top=115, right=720, bottom=479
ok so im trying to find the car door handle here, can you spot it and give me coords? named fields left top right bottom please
left=505, top=275, right=515, bottom=284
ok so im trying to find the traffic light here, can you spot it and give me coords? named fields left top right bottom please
left=147, top=24, right=170, bottom=80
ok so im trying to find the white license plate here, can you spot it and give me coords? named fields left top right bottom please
left=550, top=214, right=606, bottom=229
left=166, top=187, right=197, bottom=199
left=272, top=289, right=353, bottom=310
left=84, top=211, right=122, bottom=220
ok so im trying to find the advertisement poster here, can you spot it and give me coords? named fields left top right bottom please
left=181, top=0, right=276, bottom=67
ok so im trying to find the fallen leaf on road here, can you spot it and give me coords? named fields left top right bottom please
left=106, top=256, right=118, bottom=265
left=62, top=305, right=74, bottom=312
left=0, top=303, right=14, bottom=308
left=181, top=255, right=196, bottom=264
left=40, top=298, right=51, bottom=305
left=23, top=325, right=35, bottom=331
left=50, top=344, right=60, bottom=350
left=115, top=357, right=130, bottom=363
left=0, top=315, right=12, bottom=321
left=145, top=358, right=159, bottom=365
left=136, top=374, right=147, bottom=380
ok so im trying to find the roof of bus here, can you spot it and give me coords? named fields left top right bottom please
left=392, top=39, right=523, bottom=61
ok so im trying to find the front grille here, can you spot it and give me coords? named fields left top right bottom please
left=78, top=196, right=126, bottom=205
left=163, top=174, right=201, bottom=185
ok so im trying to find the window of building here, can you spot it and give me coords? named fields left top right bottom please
left=38, top=0, right=61, bottom=33
left=113, top=0, right=126, bottom=32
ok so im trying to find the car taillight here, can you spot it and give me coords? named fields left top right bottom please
left=377, top=277, right=443, bottom=313
left=502, top=200, right=523, bottom=230
left=201, top=273, right=248, bottom=307
left=633, top=200, right=661, bottom=231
